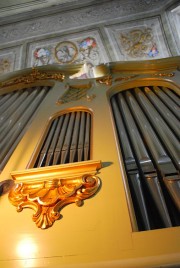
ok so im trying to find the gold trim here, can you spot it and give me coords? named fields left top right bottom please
left=115, top=75, right=138, bottom=82
left=96, top=75, right=112, bottom=86
left=0, top=68, right=65, bottom=89
left=107, top=78, right=180, bottom=98
left=56, top=83, right=92, bottom=104
left=9, top=160, right=101, bottom=229
left=151, top=72, right=175, bottom=77
left=109, top=56, right=180, bottom=74
left=54, top=41, right=78, bottom=64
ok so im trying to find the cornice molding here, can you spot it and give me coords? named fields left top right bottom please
left=0, top=0, right=177, bottom=44
left=0, top=56, right=179, bottom=93
left=108, top=56, right=180, bottom=73
left=0, top=64, right=82, bottom=93
left=0, top=68, right=65, bottom=89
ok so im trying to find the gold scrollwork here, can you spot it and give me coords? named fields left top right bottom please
left=152, top=72, right=175, bottom=77
left=96, top=75, right=112, bottom=86
left=0, top=68, right=65, bottom=88
left=9, top=160, right=101, bottom=229
left=115, top=75, right=137, bottom=82
left=56, top=83, right=93, bottom=104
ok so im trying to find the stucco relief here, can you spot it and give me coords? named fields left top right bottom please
left=120, top=28, right=159, bottom=58
left=105, top=17, right=171, bottom=61
left=0, top=56, right=13, bottom=75
left=0, top=0, right=168, bottom=44
left=0, top=47, right=22, bottom=75
left=27, top=32, right=109, bottom=68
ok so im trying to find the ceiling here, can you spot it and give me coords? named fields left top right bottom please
left=0, top=0, right=178, bottom=22
left=0, top=0, right=101, bottom=19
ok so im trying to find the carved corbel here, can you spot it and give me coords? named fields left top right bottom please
left=9, top=160, right=101, bottom=229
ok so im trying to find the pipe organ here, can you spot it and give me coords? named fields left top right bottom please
left=111, top=86, right=180, bottom=231
left=0, top=57, right=179, bottom=268
left=0, top=86, right=51, bottom=171
left=33, top=110, right=92, bottom=167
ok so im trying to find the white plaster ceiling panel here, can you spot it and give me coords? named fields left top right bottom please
left=0, top=0, right=172, bottom=45
left=0, top=46, right=22, bottom=75
left=167, top=4, right=180, bottom=54
left=105, top=17, right=171, bottom=61
left=0, top=0, right=80, bottom=18
left=26, top=30, right=109, bottom=68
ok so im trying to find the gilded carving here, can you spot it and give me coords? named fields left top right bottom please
left=56, top=83, right=94, bottom=104
left=96, top=75, right=112, bottom=86
left=115, top=75, right=137, bottom=82
left=151, top=72, right=175, bottom=77
left=0, top=68, right=65, bottom=88
left=9, top=160, right=101, bottom=229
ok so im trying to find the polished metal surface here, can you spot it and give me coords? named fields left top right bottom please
left=0, top=86, right=49, bottom=171
left=35, top=110, right=91, bottom=167
left=111, top=85, right=180, bottom=230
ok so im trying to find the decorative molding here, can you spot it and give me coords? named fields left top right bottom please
left=56, top=83, right=93, bottom=104
left=0, top=46, right=22, bottom=75
left=54, top=41, right=78, bottom=64
left=0, top=1, right=47, bottom=13
left=0, top=0, right=169, bottom=44
left=27, top=31, right=108, bottom=68
left=151, top=72, right=175, bottom=77
left=105, top=16, right=171, bottom=61
left=9, top=160, right=102, bottom=229
left=115, top=75, right=137, bottom=82
left=0, top=57, right=12, bottom=75
left=96, top=75, right=112, bottom=86
left=0, top=68, right=65, bottom=88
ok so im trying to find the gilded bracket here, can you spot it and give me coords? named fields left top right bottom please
left=9, top=160, right=101, bottom=229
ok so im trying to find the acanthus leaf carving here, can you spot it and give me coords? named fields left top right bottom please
left=9, top=160, right=101, bottom=229
left=0, top=68, right=65, bottom=88
left=96, top=75, right=112, bottom=86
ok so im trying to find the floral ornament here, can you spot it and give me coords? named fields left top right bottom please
left=147, top=43, right=159, bottom=57
left=0, top=58, right=11, bottom=74
left=120, top=28, right=155, bottom=58
left=34, top=48, right=50, bottom=59
left=79, top=37, right=97, bottom=51
left=77, top=37, right=100, bottom=65
left=33, top=48, right=51, bottom=66
left=55, top=41, right=78, bottom=64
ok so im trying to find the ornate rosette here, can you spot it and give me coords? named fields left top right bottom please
left=55, top=41, right=78, bottom=64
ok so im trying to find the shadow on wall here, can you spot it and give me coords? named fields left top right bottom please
left=0, top=179, right=14, bottom=196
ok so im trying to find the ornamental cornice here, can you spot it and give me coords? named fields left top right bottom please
left=0, top=0, right=170, bottom=44
left=0, top=68, right=65, bottom=89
